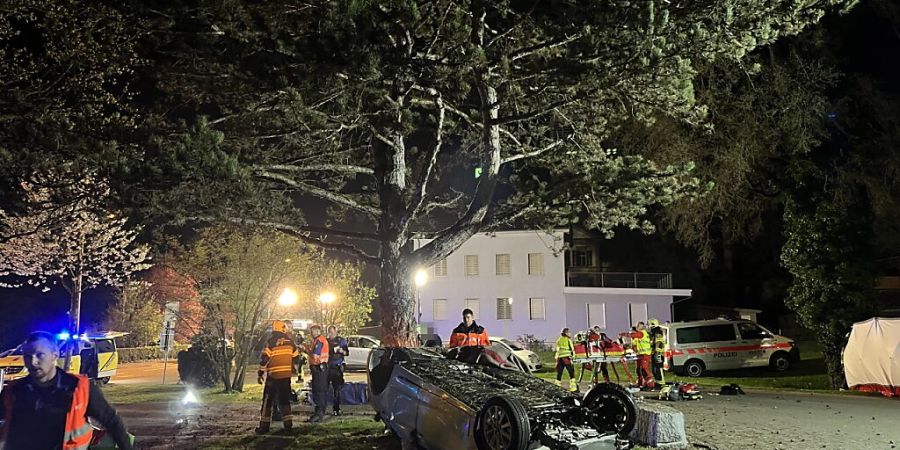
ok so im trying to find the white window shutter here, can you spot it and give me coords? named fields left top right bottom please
left=464, top=298, right=480, bottom=319
left=528, top=253, right=544, bottom=275
left=495, top=254, right=511, bottom=275
left=465, top=255, right=479, bottom=277
left=529, top=298, right=545, bottom=320
left=433, top=299, right=448, bottom=321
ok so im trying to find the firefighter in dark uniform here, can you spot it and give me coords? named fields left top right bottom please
left=648, top=318, right=666, bottom=385
left=256, top=320, right=300, bottom=434
left=305, top=324, right=330, bottom=423
left=326, top=325, right=349, bottom=416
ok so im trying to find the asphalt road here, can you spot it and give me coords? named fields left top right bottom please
left=114, top=360, right=368, bottom=385
left=641, top=389, right=900, bottom=449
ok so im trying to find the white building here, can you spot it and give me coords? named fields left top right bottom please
left=413, top=230, right=691, bottom=344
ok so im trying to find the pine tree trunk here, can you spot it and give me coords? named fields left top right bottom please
left=379, top=252, right=418, bottom=347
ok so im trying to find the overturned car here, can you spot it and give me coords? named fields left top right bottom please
left=367, top=345, right=636, bottom=450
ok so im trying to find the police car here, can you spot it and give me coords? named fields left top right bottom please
left=662, top=319, right=799, bottom=377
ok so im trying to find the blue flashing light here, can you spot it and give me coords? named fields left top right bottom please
left=57, top=331, right=71, bottom=341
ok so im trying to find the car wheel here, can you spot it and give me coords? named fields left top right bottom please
left=770, top=352, right=790, bottom=372
left=582, top=382, right=637, bottom=436
left=684, top=359, right=705, bottom=377
left=474, top=395, right=530, bottom=450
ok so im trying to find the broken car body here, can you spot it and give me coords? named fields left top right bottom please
left=367, top=345, right=636, bottom=450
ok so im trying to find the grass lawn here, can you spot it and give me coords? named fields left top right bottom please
left=531, top=340, right=852, bottom=393
left=102, top=382, right=267, bottom=404
left=197, top=418, right=393, bottom=450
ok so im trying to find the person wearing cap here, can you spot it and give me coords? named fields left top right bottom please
left=256, top=320, right=300, bottom=434
left=0, top=331, right=133, bottom=450
left=305, top=324, right=330, bottom=423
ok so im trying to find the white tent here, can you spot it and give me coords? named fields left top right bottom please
left=843, top=317, right=900, bottom=397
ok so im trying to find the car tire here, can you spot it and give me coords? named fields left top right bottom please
left=683, top=359, right=705, bottom=377
left=474, top=395, right=530, bottom=450
left=770, top=352, right=791, bottom=372
left=582, top=382, right=638, bottom=436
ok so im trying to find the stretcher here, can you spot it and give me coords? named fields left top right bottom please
left=571, top=340, right=638, bottom=385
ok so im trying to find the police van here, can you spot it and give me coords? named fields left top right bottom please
left=662, top=319, right=799, bottom=377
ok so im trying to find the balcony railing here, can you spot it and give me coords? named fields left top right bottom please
left=565, top=271, right=672, bottom=289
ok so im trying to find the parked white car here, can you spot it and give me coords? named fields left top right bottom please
left=345, top=335, right=381, bottom=370
left=489, top=337, right=543, bottom=372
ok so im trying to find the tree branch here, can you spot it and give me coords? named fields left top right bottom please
left=407, top=92, right=445, bottom=225
left=255, top=171, right=380, bottom=217
left=495, top=97, right=579, bottom=125
left=257, top=164, right=375, bottom=175
left=500, top=135, right=572, bottom=165
left=187, top=216, right=381, bottom=262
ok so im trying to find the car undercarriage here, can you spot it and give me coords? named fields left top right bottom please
left=368, top=346, right=636, bottom=450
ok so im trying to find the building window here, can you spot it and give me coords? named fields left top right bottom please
left=464, top=298, right=480, bottom=319
left=528, top=253, right=544, bottom=276
left=629, top=303, right=648, bottom=326
left=433, top=259, right=448, bottom=277
left=496, top=298, right=513, bottom=320
left=587, top=303, right=606, bottom=329
left=433, top=299, right=448, bottom=321
left=465, top=255, right=479, bottom=277
left=571, top=247, right=594, bottom=267
left=529, top=298, right=545, bottom=320
left=495, top=254, right=511, bottom=275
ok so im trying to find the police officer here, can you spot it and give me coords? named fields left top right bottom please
left=326, top=325, right=349, bottom=416
left=0, top=331, right=133, bottom=450
left=305, top=324, right=330, bottom=423
left=256, top=320, right=300, bottom=434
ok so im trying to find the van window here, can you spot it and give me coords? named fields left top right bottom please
left=737, top=323, right=772, bottom=340
left=95, top=339, right=116, bottom=353
left=676, top=324, right=736, bottom=344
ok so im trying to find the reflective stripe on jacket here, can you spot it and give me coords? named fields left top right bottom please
left=632, top=330, right=652, bottom=355
left=448, top=322, right=489, bottom=347
left=308, top=335, right=330, bottom=366
left=260, top=332, right=300, bottom=380
left=0, top=374, right=93, bottom=450
left=555, top=336, right=575, bottom=359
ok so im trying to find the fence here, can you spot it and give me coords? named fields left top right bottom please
left=566, top=271, right=673, bottom=289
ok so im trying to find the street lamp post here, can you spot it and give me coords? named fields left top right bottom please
left=414, top=269, right=428, bottom=332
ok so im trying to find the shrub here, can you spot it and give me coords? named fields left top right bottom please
left=117, top=345, right=188, bottom=363
left=517, top=334, right=551, bottom=353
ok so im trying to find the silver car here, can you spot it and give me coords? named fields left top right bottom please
left=367, top=345, right=636, bottom=450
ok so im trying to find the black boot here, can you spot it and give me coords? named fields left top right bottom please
left=255, top=423, right=270, bottom=435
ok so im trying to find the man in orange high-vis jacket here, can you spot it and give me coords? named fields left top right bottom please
left=256, top=320, right=301, bottom=434
left=448, top=309, right=489, bottom=348
left=0, top=331, right=132, bottom=450
left=305, top=324, right=330, bottom=423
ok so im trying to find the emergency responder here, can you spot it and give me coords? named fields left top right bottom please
left=0, top=331, right=133, bottom=450
left=256, top=320, right=300, bottom=434
left=305, top=324, right=330, bottom=423
left=326, top=325, right=349, bottom=416
left=554, top=328, right=578, bottom=392
left=648, top=318, right=666, bottom=384
left=448, top=308, right=489, bottom=347
left=620, top=321, right=655, bottom=389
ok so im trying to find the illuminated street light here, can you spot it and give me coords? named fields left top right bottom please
left=318, top=291, right=336, bottom=325
left=318, top=291, right=336, bottom=304
left=415, top=269, right=429, bottom=287
left=277, top=288, right=298, bottom=307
